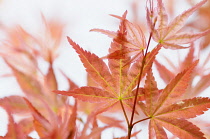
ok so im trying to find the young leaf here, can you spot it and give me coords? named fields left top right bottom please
left=91, top=11, right=146, bottom=63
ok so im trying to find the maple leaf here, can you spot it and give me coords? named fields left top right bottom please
left=187, top=0, right=210, bottom=49
left=0, top=108, right=33, bottom=139
left=155, top=45, right=210, bottom=97
left=91, top=11, right=147, bottom=63
left=139, top=60, right=210, bottom=138
left=154, top=44, right=196, bottom=84
left=0, top=96, right=29, bottom=114
left=54, top=35, right=160, bottom=114
left=6, top=63, right=43, bottom=96
left=150, top=0, right=210, bottom=49
left=24, top=97, right=77, bottom=139
left=5, top=55, right=69, bottom=115
left=0, top=14, right=65, bottom=79
left=70, top=74, right=126, bottom=130
left=0, top=24, right=42, bottom=77
left=76, top=113, right=117, bottom=139
left=37, top=14, right=66, bottom=62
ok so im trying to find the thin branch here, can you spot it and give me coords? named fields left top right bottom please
left=128, top=17, right=157, bottom=139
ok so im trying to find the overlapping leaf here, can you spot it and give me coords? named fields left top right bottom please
left=91, top=11, right=146, bottom=63
left=139, top=60, right=210, bottom=138
left=187, top=0, right=210, bottom=49
left=55, top=15, right=161, bottom=114
left=155, top=45, right=210, bottom=97
left=24, top=98, right=77, bottom=139
left=0, top=1, right=209, bottom=138
left=0, top=108, right=33, bottom=139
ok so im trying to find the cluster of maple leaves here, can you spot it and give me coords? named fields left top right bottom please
left=0, top=0, right=210, bottom=139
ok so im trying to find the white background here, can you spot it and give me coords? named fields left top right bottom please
left=0, top=0, right=209, bottom=138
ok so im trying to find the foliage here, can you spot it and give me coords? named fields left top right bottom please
left=0, top=0, right=210, bottom=138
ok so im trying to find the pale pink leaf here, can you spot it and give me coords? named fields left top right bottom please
left=54, top=87, right=116, bottom=103
left=156, top=97, right=210, bottom=119
left=157, top=0, right=168, bottom=38
left=155, top=118, right=205, bottom=139
left=90, top=28, right=117, bottom=38
left=154, top=60, right=198, bottom=114
left=165, top=29, right=210, bottom=44
left=150, top=119, right=168, bottom=139
left=166, top=0, right=207, bottom=37
left=67, top=37, right=116, bottom=95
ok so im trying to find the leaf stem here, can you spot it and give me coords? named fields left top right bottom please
left=132, top=117, right=151, bottom=127
left=120, top=99, right=129, bottom=125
